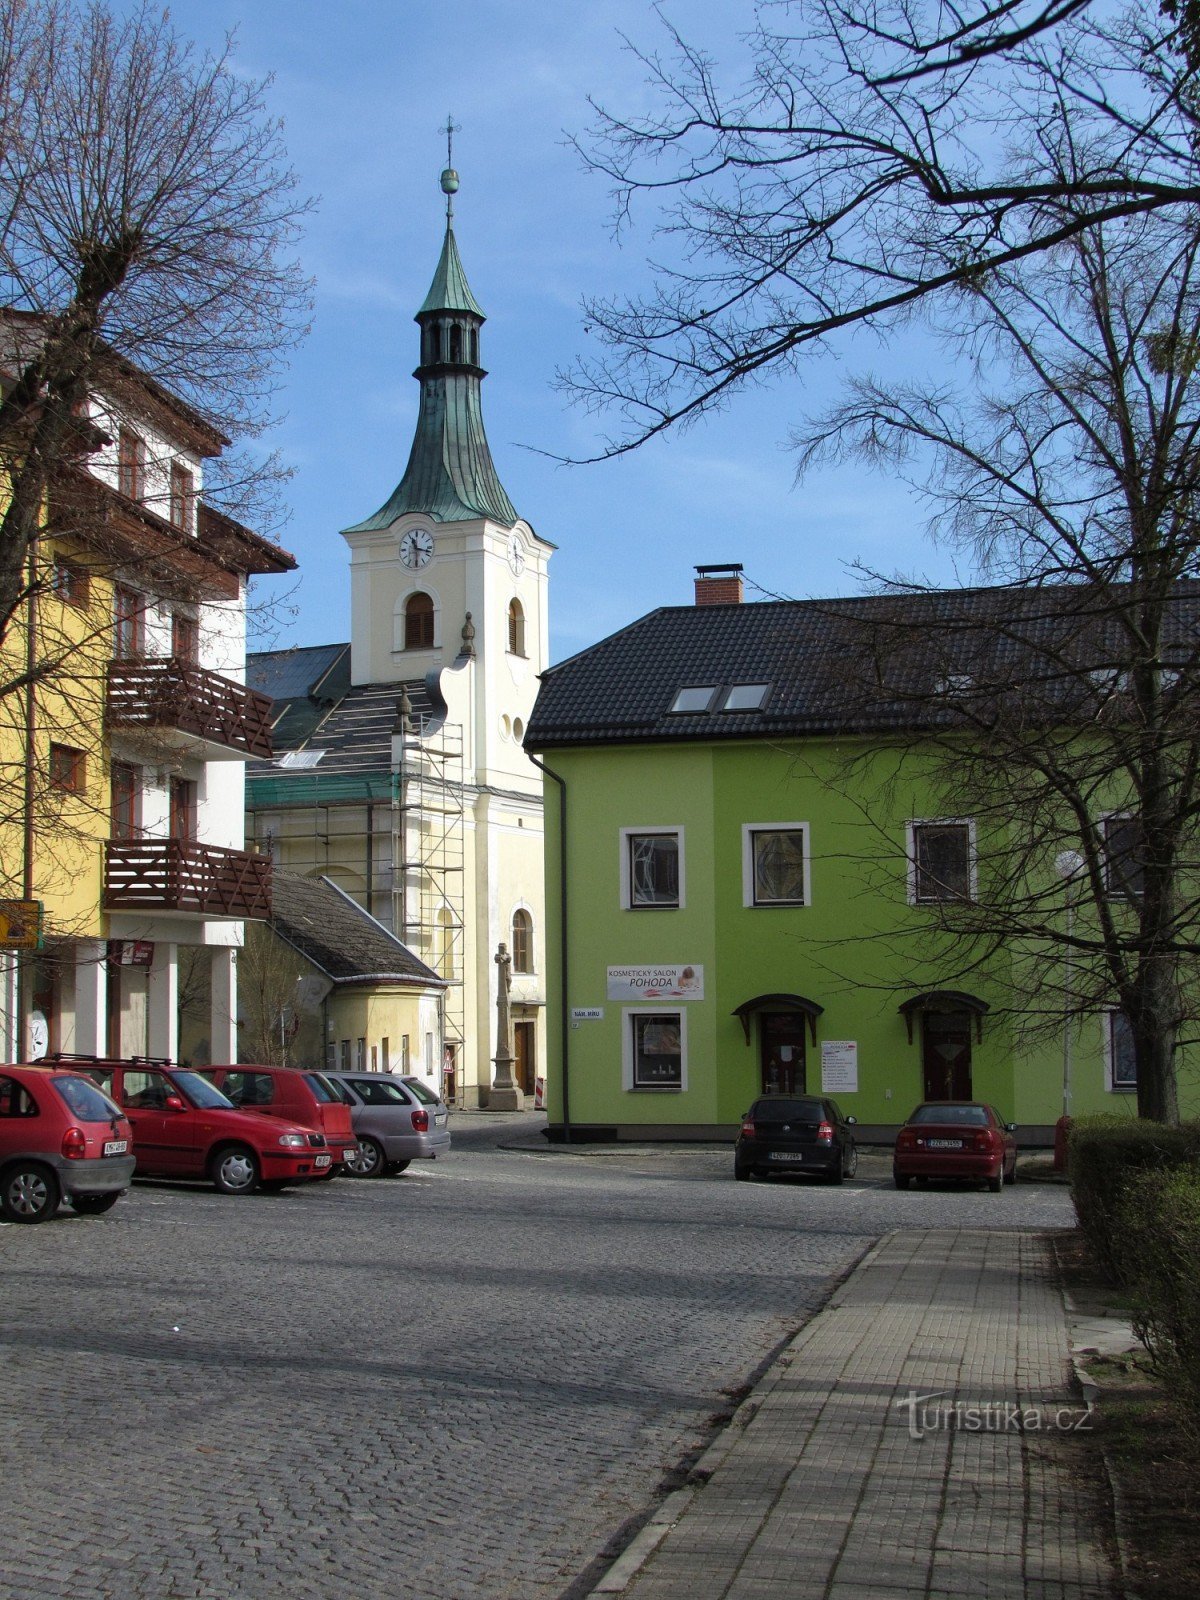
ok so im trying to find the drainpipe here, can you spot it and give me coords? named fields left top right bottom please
left=19, top=545, right=38, bottom=1057
left=528, top=753, right=569, bottom=1141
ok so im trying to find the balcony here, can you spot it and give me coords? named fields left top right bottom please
left=104, top=840, right=272, bottom=919
left=107, top=658, right=274, bottom=761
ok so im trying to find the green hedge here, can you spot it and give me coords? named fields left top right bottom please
left=1118, top=1168, right=1200, bottom=1430
left=1067, top=1116, right=1200, bottom=1279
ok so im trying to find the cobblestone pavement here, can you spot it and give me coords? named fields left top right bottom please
left=0, top=1115, right=1073, bottom=1600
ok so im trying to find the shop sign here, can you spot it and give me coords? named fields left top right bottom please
left=107, top=939, right=155, bottom=967
left=821, top=1040, right=859, bottom=1094
left=0, top=899, right=42, bottom=949
left=607, top=965, right=703, bottom=1001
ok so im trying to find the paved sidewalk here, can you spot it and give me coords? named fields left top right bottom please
left=589, top=1229, right=1117, bottom=1600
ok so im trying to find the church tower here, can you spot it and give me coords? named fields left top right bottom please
left=337, top=151, right=552, bottom=1106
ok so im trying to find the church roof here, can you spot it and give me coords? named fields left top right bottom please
left=343, top=201, right=518, bottom=533
left=418, top=225, right=485, bottom=318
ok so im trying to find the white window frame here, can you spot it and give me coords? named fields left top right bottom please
left=907, top=817, right=977, bottom=905
left=620, top=826, right=685, bottom=911
left=510, top=901, right=537, bottom=976
left=1103, top=1010, right=1137, bottom=1093
left=742, top=823, right=810, bottom=908
left=1100, top=810, right=1144, bottom=901
left=622, top=1006, right=688, bottom=1092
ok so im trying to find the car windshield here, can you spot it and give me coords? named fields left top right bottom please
left=302, top=1072, right=343, bottom=1104
left=750, top=1098, right=825, bottom=1123
left=171, top=1071, right=234, bottom=1109
left=909, top=1104, right=989, bottom=1126
left=402, top=1077, right=441, bottom=1105
left=52, top=1075, right=122, bottom=1122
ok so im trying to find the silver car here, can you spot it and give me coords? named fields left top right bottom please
left=327, top=1073, right=451, bottom=1178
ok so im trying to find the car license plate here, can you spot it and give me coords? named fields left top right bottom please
left=315, top=1153, right=332, bottom=1168
left=927, top=1139, right=963, bottom=1149
left=769, top=1151, right=805, bottom=1161
left=103, top=1139, right=128, bottom=1155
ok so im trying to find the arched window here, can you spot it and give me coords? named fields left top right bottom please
left=449, top=324, right=462, bottom=363
left=511, top=908, right=533, bottom=974
left=508, top=598, right=525, bottom=657
left=405, top=592, right=435, bottom=650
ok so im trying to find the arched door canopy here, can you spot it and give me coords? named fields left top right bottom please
left=732, top=993, right=824, bottom=1046
left=898, top=990, right=989, bottom=1045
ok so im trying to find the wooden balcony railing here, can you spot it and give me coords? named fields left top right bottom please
left=107, top=658, right=274, bottom=760
left=104, top=840, right=272, bottom=919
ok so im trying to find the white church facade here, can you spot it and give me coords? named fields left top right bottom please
left=246, top=167, right=551, bottom=1107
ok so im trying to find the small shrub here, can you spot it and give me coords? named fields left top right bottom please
left=1118, top=1168, right=1200, bottom=1432
left=1067, top=1116, right=1200, bottom=1279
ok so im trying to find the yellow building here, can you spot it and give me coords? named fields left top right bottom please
left=0, top=316, right=294, bottom=1062
left=230, top=871, right=446, bottom=1076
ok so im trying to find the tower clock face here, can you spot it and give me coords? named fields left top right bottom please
left=507, top=532, right=525, bottom=577
left=400, top=528, right=434, bottom=568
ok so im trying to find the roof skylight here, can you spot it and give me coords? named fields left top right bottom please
left=275, top=749, right=325, bottom=769
left=669, top=686, right=720, bottom=714
left=721, top=683, right=770, bottom=712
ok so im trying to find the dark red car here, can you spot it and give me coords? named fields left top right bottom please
left=203, top=1065, right=359, bottom=1174
left=0, top=1063, right=136, bottom=1223
left=893, top=1101, right=1018, bottom=1192
left=74, top=1060, right=333, bottom=1195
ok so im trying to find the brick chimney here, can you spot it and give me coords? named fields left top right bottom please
left=694, top=563, right=744, bottom=606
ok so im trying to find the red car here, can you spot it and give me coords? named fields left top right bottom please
left=0, top=1063, right=136, bottom=1223
left=893, top=1101, right=1018, bottom=1192
left=74, top=1060, right=334, bottom=1195
left=203, top=1065, right=359, bottom=1174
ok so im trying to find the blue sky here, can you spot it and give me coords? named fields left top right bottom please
left=150, top=0, right=960, bottom=662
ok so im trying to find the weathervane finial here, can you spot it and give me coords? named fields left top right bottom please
left=439, top=114, right=461, bottom=225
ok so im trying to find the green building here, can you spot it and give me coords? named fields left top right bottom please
left=525, top=567, right=1197, bottom=1143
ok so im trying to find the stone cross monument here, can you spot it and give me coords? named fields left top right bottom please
left=488, top=941, right=523, bottom=1110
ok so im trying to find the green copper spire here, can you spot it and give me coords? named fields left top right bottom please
left=344, top=141, right=518, bottom=532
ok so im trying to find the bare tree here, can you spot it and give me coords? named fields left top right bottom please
left=0, top=0, right=311, bottom=644
left=237, top=921, right=304, bottom=1068
left=564, top=0, right=1200, bottom=456
left=796, top=205, right=1200, bottom=1123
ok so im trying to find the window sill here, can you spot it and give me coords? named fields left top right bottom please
left=628, top=1085, right=683, bottom=1093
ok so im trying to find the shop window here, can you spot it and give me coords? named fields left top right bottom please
left=625, top=1010, right=686, bottom=1090
left=909, top=820, right=974, bottom=903
left=621, top=828, right=683, bottom=909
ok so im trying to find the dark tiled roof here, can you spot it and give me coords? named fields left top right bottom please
left=271, top=679, right=438, bottom=774
left=248, top=643, right=351, bottom=751
left=525, top=582, right=1200, bottom=749
left=269, top=872, right=443, bottom=986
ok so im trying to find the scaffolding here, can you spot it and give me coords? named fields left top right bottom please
left=392, top=717, right=466, bottom=1096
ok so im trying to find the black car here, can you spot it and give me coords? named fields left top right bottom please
left=734, top=1095, right=858, bottom=1183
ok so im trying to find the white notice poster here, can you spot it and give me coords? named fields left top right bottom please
left=821, top=1040, right=859, bottom=1094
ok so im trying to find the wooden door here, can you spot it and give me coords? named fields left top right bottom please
left=513, top=1021, right=536, bottom=1095
left=922, top=1012, right=973, bottom=1100
left=759, top=1012, right=807, bottom=1095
